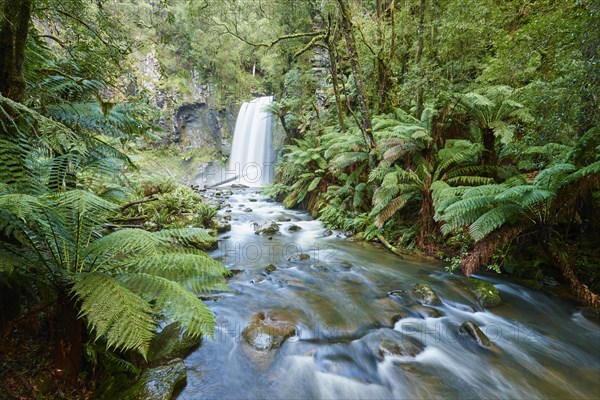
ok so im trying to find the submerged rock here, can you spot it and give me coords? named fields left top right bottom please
left=121, top=358, right=186, bottom=400
left=148, top=323, right=201, bottom=364
left=253, top=221, right=279, bottom=235
left=243, top=207, right=253, bottom=212
left=410, top=305, right=442, bottom=318
left=322, top=229, right=333, bottom=237
left=372, top=297, right=404, bottom=327
left=413, top=283, right=442, bottom=306
left=242, top=311, right=297, bottom=351
left=377, top=336, right=425, bottom=360
left=277, top=216, right=292, bottom=222
left=459, top=320, right=491, bottom=348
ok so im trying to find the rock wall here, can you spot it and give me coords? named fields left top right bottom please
left=135, top=48, right=238, bottom=155
left=172, top=102, right=236, bottom=156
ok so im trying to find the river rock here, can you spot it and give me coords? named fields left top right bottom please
left=148, top=323, right=201, bottom=364
left=288, top=253, right=310, bottom=261
left=322, top=229, right=333, bottom=237
left=253, top=221, right=279, bottom=235
left=120, top=358, right=186, bottom=400
left=465, top=278, right=502, bottom=307
left=242, top=311, right=297, bottom=351
left=372, top=297, right=404, bottom=327
left=410, top=305, right=442, bottom=318
left=459, top=320, right=491, bottom=348
left=214, top=222, right=231, bottom=233
left=287, top=224, right=302, bottom=232
left=277, top=216, right=292, bottom=222
left=265, top=264, right=277, bottom=273
left=377, top=336, right=425, bottom=360
left=249, top=198, right=257, bottom=202
left=413, top=283, right=442, bottom=306
left=244, top=207, right=253, bottom=212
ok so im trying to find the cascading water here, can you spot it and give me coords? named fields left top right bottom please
left=178, top=187, right=600, bottom=400
left=228, top=96, right=275, bottom=187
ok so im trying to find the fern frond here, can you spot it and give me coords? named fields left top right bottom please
left=118, top=273, right=216, bottom=339
left=72, top=272, right=156, bottom=357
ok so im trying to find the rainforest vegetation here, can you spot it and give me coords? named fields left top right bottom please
left=0, top=0, right=599, bottom=398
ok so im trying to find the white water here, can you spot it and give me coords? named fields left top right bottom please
left=228, top=96, right=275, bottom=187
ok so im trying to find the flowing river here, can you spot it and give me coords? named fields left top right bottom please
left=178, top=187, right=600, bottom=399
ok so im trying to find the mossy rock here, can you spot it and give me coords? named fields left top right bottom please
left=253, top=221, right=280, bottom=235
left=148, top=323, right=201, bottom=364
left=265, top=264, right=277, bottom=273
left=459, top=320, right=491, bottom=348
left=214, top=222, right=231, bottom=233
left=465, top=278, right=501, bottom=307
left=413, top=283, right=442, bottom=306
left=120, top=358, right=187, bottom=400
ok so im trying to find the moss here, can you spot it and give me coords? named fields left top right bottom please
left=465, top=278, right=502, bottom=307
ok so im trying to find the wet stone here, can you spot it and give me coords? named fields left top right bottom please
left=377, top=336, right=425, bottom=360
left=410, top=305, right=442, bottom=318
left=372, top=297, right=404, bottom=327
left=265, top=264, right=277, bottom=273
left=288, top=253, right=310, bottom=261
left=287, top=224, right=302, bottom=232
left=413, top=283, right=442, bottom=306
left=459, top=320, right=491, bottom=348
left=242, top=311, right=297, bottom=351
left=253, top=221, right=280, bottom=235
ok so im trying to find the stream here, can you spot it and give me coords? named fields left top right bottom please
left=178, top=187, right=600, bottom=399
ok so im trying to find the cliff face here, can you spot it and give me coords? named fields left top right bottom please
left=172, top=101, right=235, bottom=156
left=135, top=48, right=238, bottom=156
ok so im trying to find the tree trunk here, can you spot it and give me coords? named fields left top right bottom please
left=326, top=16, right=346, bottom=131
left=0, top=0, right=33, bottom=102
left=481, top=127, right=497, bottom=166
left=335, top=0, right=375, bottom=151
left=546, top=243, right=600, bottom=308
left=415, top=0, right=426, bottom=119
left=49, top=296, right=85, bottom=381
left=418, top=188, right=437, bottom=247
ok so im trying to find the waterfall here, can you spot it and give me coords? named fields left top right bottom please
left=228, top=96, right=275, bottom=187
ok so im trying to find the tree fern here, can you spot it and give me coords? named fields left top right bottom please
left=73, top=273, right=156, bottom=356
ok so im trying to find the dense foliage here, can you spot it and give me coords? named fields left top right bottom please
left=1, top=0, right=599, bottom=396
left=252, top=0, right=600, bottom=306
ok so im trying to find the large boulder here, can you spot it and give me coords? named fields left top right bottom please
left=148, top=323, right=201, bottom=364
left=413, top=283, right=442, bottom=306
left=120, top=358, right=187, bottom=400
left=242, top=311, right=297, bottom=351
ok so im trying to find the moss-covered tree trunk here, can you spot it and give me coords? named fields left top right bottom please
left=335, top=0, right=375, bottom=151
left=0, top=0, right=33, bottom=102
left=415, top=0, right=426, bottom=119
